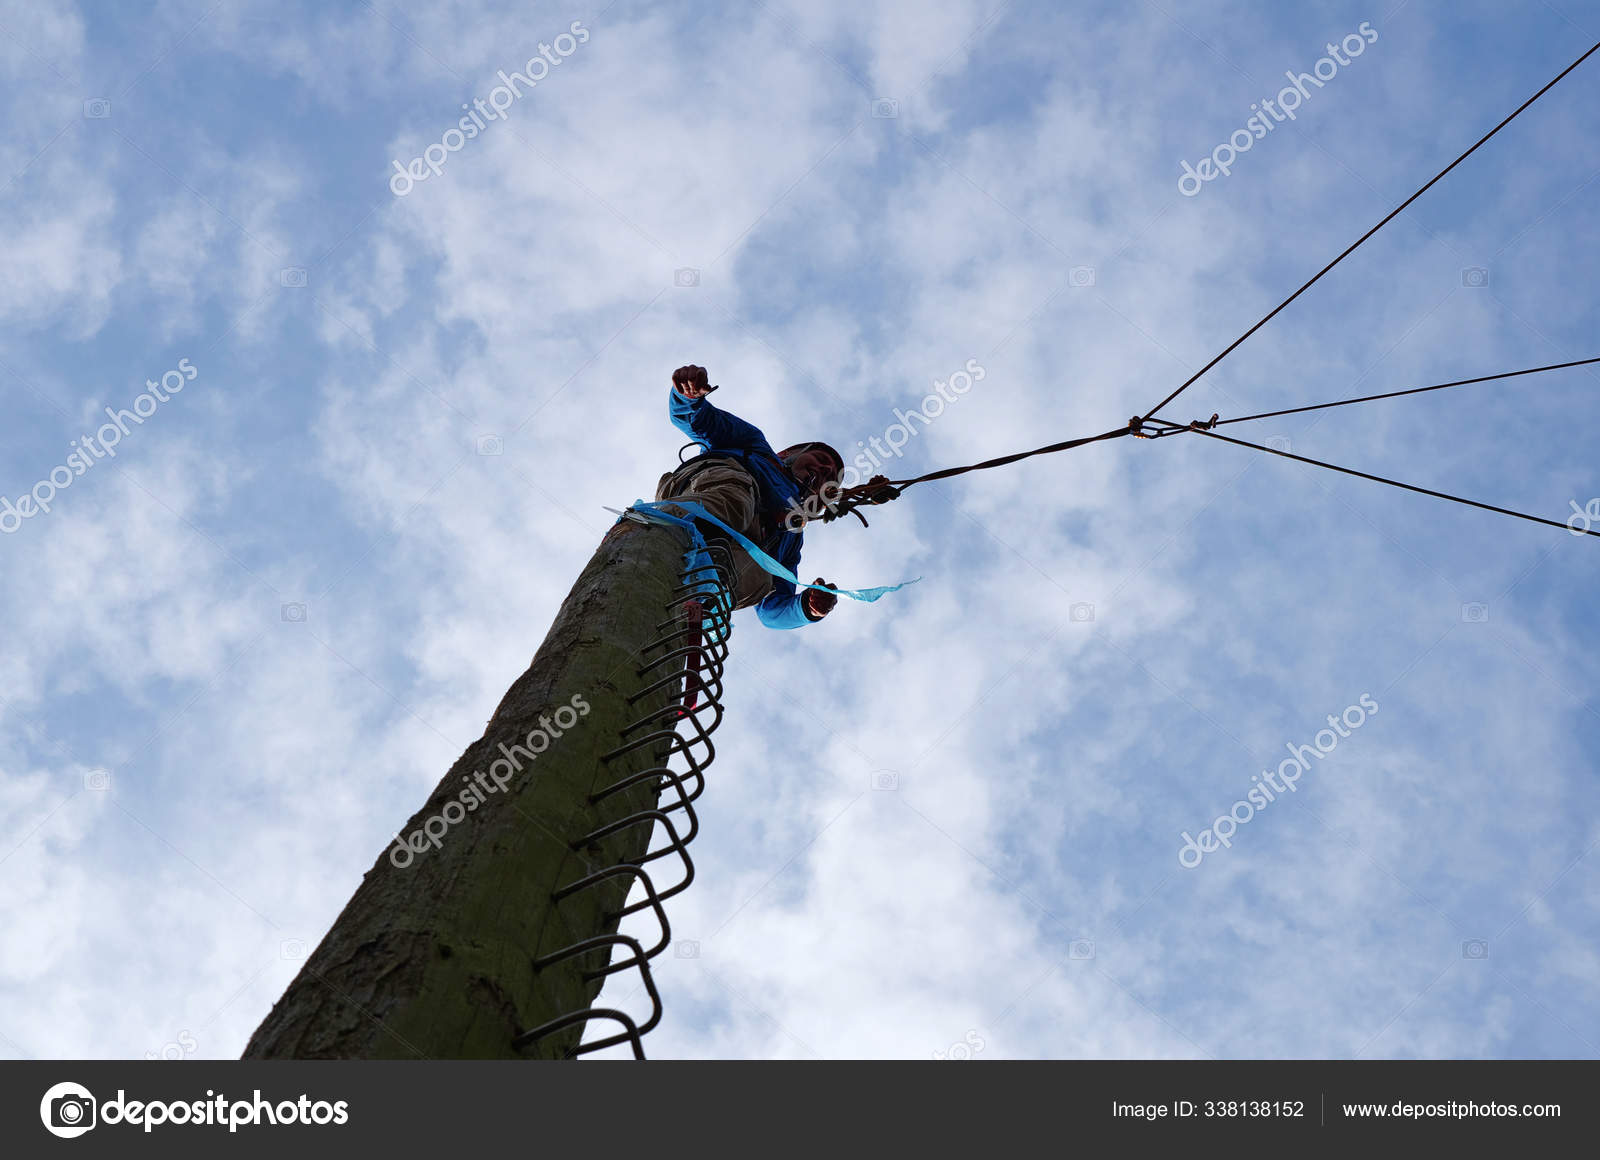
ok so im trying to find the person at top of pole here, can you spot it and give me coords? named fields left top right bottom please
left=655, top=364, right=843, bottom=629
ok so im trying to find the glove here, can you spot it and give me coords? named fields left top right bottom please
left=802, top=578, right=838, bottom=620
left=671, top=365, right=716, bottom=399
left=861, top=474, right=900, bottom=504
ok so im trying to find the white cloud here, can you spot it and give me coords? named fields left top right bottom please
left=2, top=0, right=1598, bottom=1064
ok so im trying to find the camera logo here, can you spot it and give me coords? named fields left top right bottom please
left=41, top=1081, right=97, bottom=1139
left=279, top=267, right=308, bottom=288
left=1461, top=602, right=1489, bottom=623
left=1265, top=434, right=1292, bottom=453
left=674, top=940, right=700, bottom=959
left=1068, top=601, right=1095, bottom=623
left=281, top=602, right=307, bottom=622
left=933, top=1029, right=986, bottom=1060
left=146, top=1030, right=198, bottom=1061
left=1462, top=939, right=1489, bottom=959
left=1068, top=265, right=1096, bottom=287
left=1068, top=938, right=1096, bottom=960
left=871, top=769, right=900, bottom=791
left=476, top=434, right=504, bottom=456
left=1461, top=267, right=1489, bottom=288
left=673, top=267, right=700, bottom=287
left=871, top=97, right=899, bottom=118
left=83, top=98, right=112, bottom=119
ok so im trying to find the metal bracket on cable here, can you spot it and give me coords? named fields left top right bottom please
left=1137, top=417, right=1191, bottom=441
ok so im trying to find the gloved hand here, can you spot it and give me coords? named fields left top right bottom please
left=802, top=578, right=838, bottom=620
left=671, top=365, right=716, bottom=400
left=861, top=474, right=900, bottom=504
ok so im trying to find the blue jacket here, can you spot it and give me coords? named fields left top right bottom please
left=668, top=389, right=814, bottom=630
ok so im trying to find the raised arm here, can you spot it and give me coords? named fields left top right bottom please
left=668, top=369, right=776, bottom=457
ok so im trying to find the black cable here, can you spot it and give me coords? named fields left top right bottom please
left=880, top=425, right=1132, bottom=489
left=1160, top=421, right=1600, bottom=538
left=823, top=424, right=1134, bottom=522
left=1202, top=356, right=1600, bottom=427
left=1141, top=39, right=1600, bottom=424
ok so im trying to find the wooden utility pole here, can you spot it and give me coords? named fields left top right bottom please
left=243, top=518, right=698, bottom=1059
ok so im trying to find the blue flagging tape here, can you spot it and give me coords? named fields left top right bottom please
left=610, top=499, right=920, bottom=605
left=607, top=504, right=722, bottom=614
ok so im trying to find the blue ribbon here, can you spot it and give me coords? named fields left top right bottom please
left=616, top=499, right=919, bottom=604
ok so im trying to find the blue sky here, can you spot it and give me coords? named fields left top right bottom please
left=1, top=0, right=1597, bottom=1060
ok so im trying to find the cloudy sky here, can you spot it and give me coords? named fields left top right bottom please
left=2, top=0, right=1597, bottom=1061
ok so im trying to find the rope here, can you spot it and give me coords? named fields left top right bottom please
left=1149, top=420, right=1600, bottom=539
left=825, top=422, right=1139, bottom=520
left=880, top=425, right=1134, bottom=488
left=1193, top=356, right=1600, bottom=428
left=1140, top=38, right=1600, bottom=424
